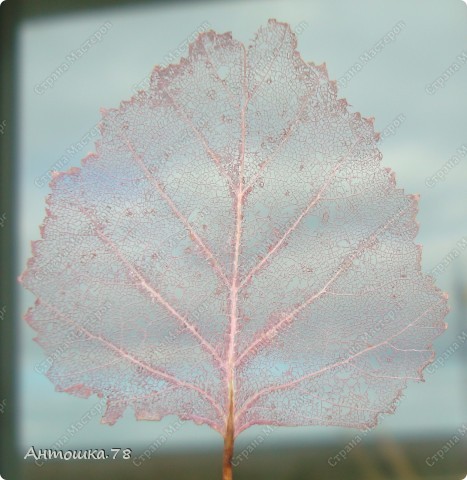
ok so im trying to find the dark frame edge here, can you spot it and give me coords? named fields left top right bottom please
left=1, top=0, right=19, bottom=479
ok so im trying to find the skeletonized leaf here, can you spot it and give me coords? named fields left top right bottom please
left=21, top=19, right=448, bottom=438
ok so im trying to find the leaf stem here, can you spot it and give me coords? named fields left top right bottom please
left=222, top=383, right=235, bottom=480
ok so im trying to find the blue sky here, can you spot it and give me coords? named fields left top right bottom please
left=17, top=0, right=467, bottom=453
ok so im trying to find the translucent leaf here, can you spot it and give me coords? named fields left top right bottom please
left=20, top=19, right=448, bottom=441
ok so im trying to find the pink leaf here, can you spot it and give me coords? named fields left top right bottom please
left=20, top=19, right=448, bottom=477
